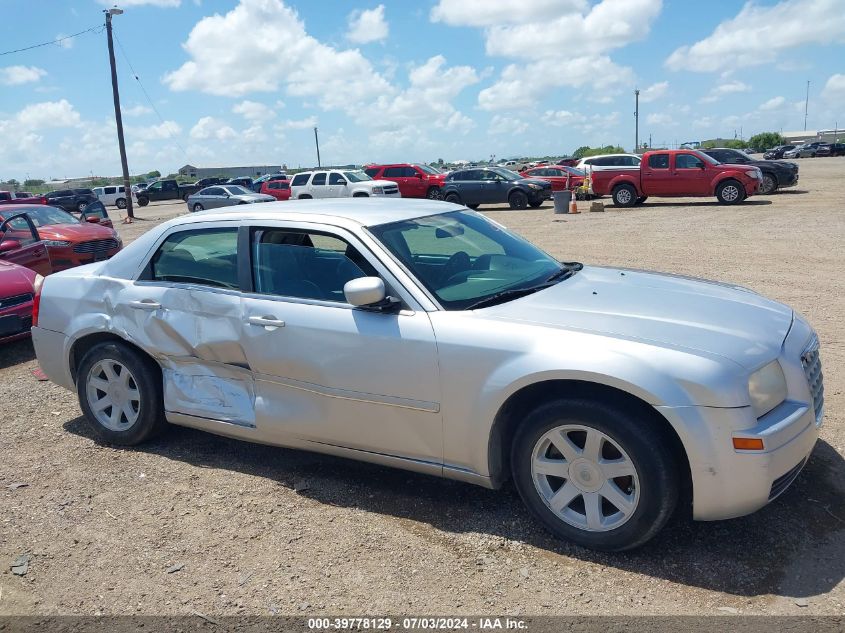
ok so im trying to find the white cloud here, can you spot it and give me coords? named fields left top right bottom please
left=0, top=65, right=47, bottom=85
left=701, top=80, right=751, bottom=103
left=666, top=0, right=845, bottom=73
left=189, top=116, right=237, bottom=140
left=55, top=34, right=74, bottom=49
left=122, top=104, right=153, bottom=117
left=277, top=116, right=318, bottom=130
left=542, top=110, right=620, bottom=134
left=639, top=81, right=668, bottom=103
left=821, top=73, right=845, bottom=102
left=130, top=120, right=181, bottom=140
left=232, top=100, right=276, bottom=122
left=489, top=115, right=529, bottom=135
left=759, top=96, right=786, bottom=111
left=430, top=0, right=584, bottom=28
left=646, top=113, right=674, bottom=126
left=347, top=5, right=388, bottom=44
left=15, top=100, right=81, bottom=129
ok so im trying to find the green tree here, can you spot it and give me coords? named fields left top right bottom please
left=147, top=170, right=161, bottom=178
left=24, top=178, right=45, bottom=188
left=748, top=132, right=785, bottom=150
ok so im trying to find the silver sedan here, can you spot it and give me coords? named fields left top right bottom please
left=30, top=199, right=823, bottom=551
left=187, top=184, right=274, bottom=212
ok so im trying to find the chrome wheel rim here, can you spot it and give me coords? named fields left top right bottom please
left=427, top=188, right=442, bottom=200
left=616, top=189, right=632, bottom=204
left=761, top=176, right=775, bottom=194
left=722, top=185, right=739, bottom=201
left=86, top=360, right=141, bottom=432
left=531, top=424, right=640, bottom=532
left=193, top=204, right=203, bottom=212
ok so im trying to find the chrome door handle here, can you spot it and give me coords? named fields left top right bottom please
left=128, top=300, right=161, bottom=310
left=246, top=315, right=286, bottom=328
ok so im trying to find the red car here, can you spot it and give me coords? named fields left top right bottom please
left=519, top=166, right=585, bottom=191
left=363, top=163, right=446, bottom=199
left=259, top=178, right=291, bottom=201
left=0, top=190, right=47, bottom=205
left=0, top=204, right=122, bottom=272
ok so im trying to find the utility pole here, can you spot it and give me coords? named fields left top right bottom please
left=314, top=127, right=321, bottom=167
left=804, top=80, right=810, bottom=132
left=634, top=88, right=640, bottom=151
left=105, top=7, right=133, bottom=222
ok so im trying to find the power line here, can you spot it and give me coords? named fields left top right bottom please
left=113, top=32, right=188, bottom=158
left=0, top=26, right=103, bottom=56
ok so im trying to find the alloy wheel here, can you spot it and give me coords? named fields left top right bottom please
left=86, top=359, right=141, bottom=432
left=722, top=185, right=740, bottom=202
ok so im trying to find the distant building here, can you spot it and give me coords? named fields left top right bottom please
left=178, top=164, right=282, bottom=180
left=782, top=129, right=843, bottom=144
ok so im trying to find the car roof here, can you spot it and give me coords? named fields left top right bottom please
left=174, top=198, right=463, bottom=228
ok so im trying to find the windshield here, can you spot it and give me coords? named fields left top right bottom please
left=370, top=210, right=567, bottom=310
left=417, top=164, right=440, bottom=175
left=491, top=168, right=521, bottom=181
left=344, top=171, right=372, bottom=182
left=695, top=151, right=720, bottom=165
left=0, top=205, right=78, bottom=227
left=223, top=185, right=251, bottom=195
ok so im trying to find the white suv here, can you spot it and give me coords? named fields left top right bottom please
left=92, top=185, right=137, bottom=209
left=289, top=170, right=400, bottom=200
left=575, top=154, right=642, bottom=171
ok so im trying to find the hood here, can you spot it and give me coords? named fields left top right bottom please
left=746, top=159, right=798, bottom=171
left=370, top=179, right=398, bottom=188
left=479, top=265, right=792, bottom=370
left=519, top=178, right=553, bottom=188
left=0, top=260, right=36, bottom=297
left=38, top=222, right=116, bottom=242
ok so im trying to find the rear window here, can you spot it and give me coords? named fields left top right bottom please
left=291, top=174, right=310, bottom=186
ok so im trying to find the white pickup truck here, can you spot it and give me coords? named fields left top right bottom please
left=289, top=169, right=400, bottom=200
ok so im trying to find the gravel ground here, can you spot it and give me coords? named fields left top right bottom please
left=1, top=159, right=843, bottom=616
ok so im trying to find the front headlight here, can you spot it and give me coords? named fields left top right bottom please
left=748, top=360, right=787, bottom=418
left=527, top=183, right=541, bottom=189
left=43, top=240, right=71, bottom=247
left=372, top=186, right=384, bottom=194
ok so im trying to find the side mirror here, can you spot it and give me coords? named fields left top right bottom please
left=699, top=164, right=706, bottom=169
left=417, top=173, right=424, bottom=179
left=344, top=277, right=386, bottom=307
left=0, top=239, right=21, bottom=253
left=85, top=215, right=101, bottom=223
left=338, top=181, right=347, bottom=186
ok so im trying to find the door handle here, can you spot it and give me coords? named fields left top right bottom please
left=128, top=299, right=161, bottom=311
left=246, top=315, right=286, bottom=328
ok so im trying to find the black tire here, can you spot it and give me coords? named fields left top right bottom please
left=444, top=192, right=461, bottom=205
left=353, top=192, right=369, bottom=197
left=467, top=203, right=480, bottom=209
left=612, top=184, right=637, bottom=207
left=137, top=196, right=149, bottom=207
left=116, top=198, right=127, bottom=209
left=759, top=173, right=777, bottom=195
left=192, top=203, right=204, bottom=212
left=716, top=179, right=744, bottom=205
left=511, top=398, right=679, bottom=551
left=635, top=196, right=648, bottom=204
left=182, top=193, right=190, bottom=202
left=77, top=201, right=88, bottom=213
left=298, top=194, right=312, bottom=200
left=76, top=342, right=165, bottom=446
left=426, top=187, right=443, bottom=200
left=529, top=200, right=544, bottom=208
left=509, top=190, right=529, bottom=210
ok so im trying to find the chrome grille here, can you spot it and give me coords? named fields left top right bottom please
left=383, top=185, right=400, bottom=194
left=72, top=238, right=119, bottom=254
left=0, top=293, right=33, bottom=309
left=800, top=336, right=824, bottom=425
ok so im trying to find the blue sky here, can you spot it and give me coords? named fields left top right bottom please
left=1, top=0, right=844, bottom=180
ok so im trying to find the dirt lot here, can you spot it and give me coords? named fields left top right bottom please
left=1, top=159, right=843, bottom=616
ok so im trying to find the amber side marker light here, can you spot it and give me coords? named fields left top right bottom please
left=733, top=437, right=765, bottom=451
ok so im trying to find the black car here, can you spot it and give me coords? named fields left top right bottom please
left=816, top=143, right=845, bottom=157
left=702, top=147, right=798, bottom=194
left=442, top=168, right=552, bottom=209
left=225, top=177, right=254, bottom=188
left=763, top=145, right=796, bottom=160
left=192, top=177, right=227, bottom=188
left=44, top=188, right=99, bottom=213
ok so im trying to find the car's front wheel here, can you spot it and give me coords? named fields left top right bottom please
left=76, top=342, right=165, bottom=446
left=137, top=197, right=149, bottom=207
left=426, top=187, right=443, bottom=200
left=511, top=398, right=679, bottom=551
left=77, top=201, right=89, bottom=213
left=509, top=190, right=529, bottom=209
left=759, top=173, right=777, bottom=195
left=716, top=179, right=744, bottom=204
left=192, top=203, right=204, bottom=212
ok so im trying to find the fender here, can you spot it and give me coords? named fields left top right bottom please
left=709, top=169, right=753, bottom=194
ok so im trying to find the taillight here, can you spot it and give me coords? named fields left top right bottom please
left=32, top=274, right=45, bottom=327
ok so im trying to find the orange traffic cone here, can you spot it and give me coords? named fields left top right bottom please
left=569, top=194, right=580, bottom=214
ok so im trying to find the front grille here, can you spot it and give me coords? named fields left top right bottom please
left=800, top=336, right=824, bottom=425
left=0, top=293, right=33, bottom=309
left=769, top=457, right=808, bottom=500
left=383, top=185, right=400, bottom=194
left=72, top=238, right=119, bottom=254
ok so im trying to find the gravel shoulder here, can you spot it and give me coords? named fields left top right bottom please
left=1, top=159, right=843, bottom=616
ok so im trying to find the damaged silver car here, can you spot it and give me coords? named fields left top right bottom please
left=32, top=199, right=823, bottom=550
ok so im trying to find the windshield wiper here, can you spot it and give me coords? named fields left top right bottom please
left=465, top=286, right=550, bottom=310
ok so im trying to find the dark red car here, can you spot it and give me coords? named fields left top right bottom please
left=260, top=178, right=291, bottom=201
left=0, top=204, right=121, bottom=272
left=363, top=163, right=446, bottom=199
left=0, top=190, right=47, bottom=206
left=520, top=165, right=585, bottom=191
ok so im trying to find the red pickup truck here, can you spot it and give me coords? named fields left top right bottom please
left=590, top=150, right=762, bottom=206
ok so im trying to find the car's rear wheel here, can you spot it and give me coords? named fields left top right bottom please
left=77, top=201, right=88, bottom=213
left=192, top=203, right=204, bottom=212
left=76, top=342, right=165, bottom=446
left=529, top=200, right=544, bottom=208
left=444, top=192, right=461, bottom=205
left=509, top=190, right=529, bottom=210
left=759, top=173, right=777, bottom=195
left=426, top=187, right=443, bottom=200
left=716, top=179, right=744, bottom=204
left=116, top=198, right=127, bottom=209
left=511, top=398, right=679, bottom=551
left=611, top=184, right=636, bottom=207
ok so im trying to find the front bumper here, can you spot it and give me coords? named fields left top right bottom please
left=48, top=246, right=121, bottom=272
left=658, top=317, right=822, bottom=521
left=0, top=301, right=34, bottom=344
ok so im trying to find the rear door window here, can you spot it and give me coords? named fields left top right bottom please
left=363, top=168, right=380, bottom=178
left=384, top=167, right=405, bottom=177
left=149, top=228, right=240, bottom=289
left=312, top=173, right=327, bottom=186
left=648, top=154, right=670, bottom=169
